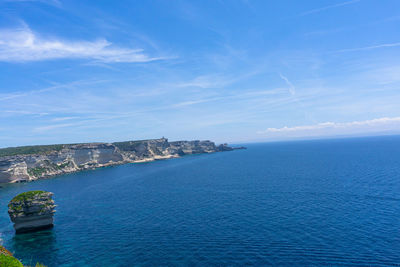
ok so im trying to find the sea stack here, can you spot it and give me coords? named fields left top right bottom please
left=8, top=190, right=56, bottom=234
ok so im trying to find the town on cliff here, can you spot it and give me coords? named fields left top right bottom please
left=0, top=138, right=245, bottom=184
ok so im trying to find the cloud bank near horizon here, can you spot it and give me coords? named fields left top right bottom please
left=258, top=117, right=400, bottom=139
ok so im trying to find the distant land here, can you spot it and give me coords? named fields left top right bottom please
left=0, top=138, right=244, bottom=184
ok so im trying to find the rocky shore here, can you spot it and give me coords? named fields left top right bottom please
left=0, top=138, right=243, bottom=184
left=8, top=191, right=56, bottom=234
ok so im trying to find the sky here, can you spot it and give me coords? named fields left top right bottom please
left=1, top=0, right=400, bottom=147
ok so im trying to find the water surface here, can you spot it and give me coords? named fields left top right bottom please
left=1, top=136, right=399, bottom=266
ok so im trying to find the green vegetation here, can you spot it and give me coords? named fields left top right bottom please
left=113, top=139, right=165, bottom=151
left=0, top=145, right=65, bottom=157
left=27, top=167, right=47, bottom=177
left=0, top=246, right=13, bottom=257
left=0, top=139, right=168, bottom=157
left=9, top=191, right=46, bottom=203
left=55, top=162, right=70, bottom=169
left=113, top=141, right=146, bottom=151
left=0, top=245, right=47, bottom=267
left=11, top=205, right=22, bottom=212
left=0, top=245, right=23, bottom=267
left=27, top=161, right=71, bottom=177
left=9, top=191, right=53, bottom=215
left=0, top=254, right=23, bottom=267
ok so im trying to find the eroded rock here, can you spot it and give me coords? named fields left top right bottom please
left=8, top=191, right=56, bottom=234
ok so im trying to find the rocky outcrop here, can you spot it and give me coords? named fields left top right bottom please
left=0, top=158, right=30, bottom=184
left=8, top=191, right=56, bottom=234
left=0, top=138, right=241, bottom=184
left=217, top=143, right=246, bottom=151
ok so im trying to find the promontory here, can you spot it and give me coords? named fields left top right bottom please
left=0, top=138, right=242, bottom=184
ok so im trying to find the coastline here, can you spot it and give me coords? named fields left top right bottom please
left=0, top=138, right=242, bottom=185
left=34, top=154, right=184, bottom=181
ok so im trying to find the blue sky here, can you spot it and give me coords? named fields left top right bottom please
left=1, top=0, right=400, bottom=147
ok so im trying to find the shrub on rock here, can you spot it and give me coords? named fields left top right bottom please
left=8, top=191, right=56, bottom=234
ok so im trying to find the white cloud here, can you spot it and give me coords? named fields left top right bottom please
left=3, top=110, right=49, bottom=116
left=175, top=75, right=235, bottom=89
left=0, top=79, right=109, bottom=102
left=258, top=117, right=400, bottom=138
left=5, top=0, right=61, bottom=7
left=332, top=42, right=400, bottom=53
left=51, top=116, right=78, bottom=122
left=0, top=27, right=164, bottom=63
left=171, top=97, right=224, bottom=107
left=300, top=0, right=360, bottom=16
left=174, top=70, right=261, bottom=89
left=279, top=73, right=295, bottom=95
left=33, top=123, right=78, bottom=132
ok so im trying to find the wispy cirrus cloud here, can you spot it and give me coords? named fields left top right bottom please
left=3, top=110, right=49, bottom=116
left=300, top=0, right=360, bottom=16
left=175, top=73, right=251, bottom=89
left=175, top=75, right=229, bottom=88
left=332, top=42, right=400, bottom=53
left=258, top=117, right=400, bottom=138
left=4, top=0, right=61, bottom=7
left=0, top=26, right=165, bottom=63
left=279, top=73, right=295, bottom=95
left=33, top=123, right=78, bottom=132
left=0, top=79, right=109, bottom=102
left=51, top=116, right=79, bottom=122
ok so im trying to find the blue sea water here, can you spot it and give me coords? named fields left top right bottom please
left=1, top=136, right=400, bottom=266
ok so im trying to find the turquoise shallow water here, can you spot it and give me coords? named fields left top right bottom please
left=1, top=136, right=400, bottom=266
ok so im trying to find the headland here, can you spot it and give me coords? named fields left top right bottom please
left=0, top=138, right=243, bottom=184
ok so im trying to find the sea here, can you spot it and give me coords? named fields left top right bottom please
left=0, top=136, right=399, bottom=266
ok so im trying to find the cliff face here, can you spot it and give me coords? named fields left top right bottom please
left=8, top=191, right=56, bottom=233
left=0, top=138, right=233, bottom=184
